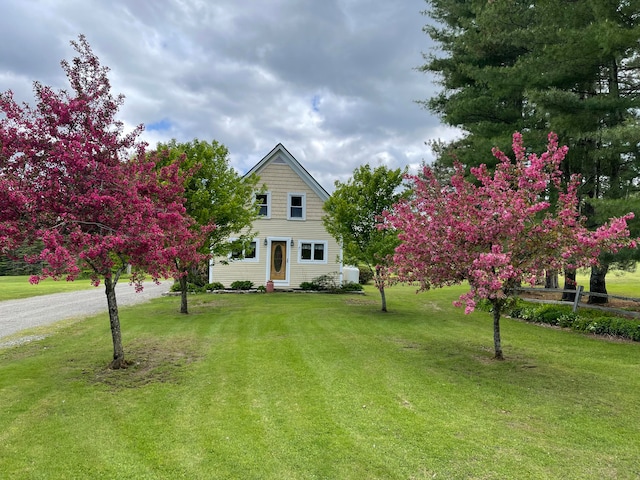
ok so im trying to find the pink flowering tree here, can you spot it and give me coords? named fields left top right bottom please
left=384, top=133, right=635, bottom=360
left=0, top=158, right=30, bottom=257
left=0, top=91, right=38, bottom=259
left=0, top=36, right=200, bottom=368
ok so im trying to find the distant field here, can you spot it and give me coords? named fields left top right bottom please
left=575, top=265, right=640, bottom=298
left=0, top=275, right=98, bottom=301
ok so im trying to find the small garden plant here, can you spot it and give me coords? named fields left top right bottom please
left=300, top=273, right=363, bottom=293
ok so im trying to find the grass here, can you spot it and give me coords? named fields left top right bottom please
left=0, top=284, right=639, bottom=479
left=0, top=275, right=97, bottom=301
left=0, top=265, right=637, bottom=301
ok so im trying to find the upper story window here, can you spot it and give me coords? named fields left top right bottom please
left=256, top=192, right=271, bottom=218
left=288, top=193, right=306, bottom=220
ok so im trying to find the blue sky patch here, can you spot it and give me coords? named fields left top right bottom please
left=147, top=118, right=173, bottom=132
left=311, top=95, right=321, bottom=113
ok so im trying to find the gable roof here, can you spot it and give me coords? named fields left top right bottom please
left=245, top=143, right=330, bottom=201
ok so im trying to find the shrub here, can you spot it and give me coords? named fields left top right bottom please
left=170, top=282, right=205, bottom=293
left=313, top=273, right=340, bottom=291
left=298, top=273, right=339, bottom=291
left=341, top=282, right=364, bottom=292
left=230, top=280, right=253, bottom=290
left=299, top=273, right=363, bottom=293
left=358, top=266, right=374, bottom=285
left=205, top=282, right=225, bottom=291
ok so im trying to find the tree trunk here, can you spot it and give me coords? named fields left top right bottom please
left=588, top=263, right=609, bottom=304
left=179, top=275, right=189, bottom=314
left=561, top=269, right=577, bottom=302
left=379, top=285, right=387, bottom=312
left=375, top=267, right=387, bottom=312
left=545, top=270, right=558, bottom=289
left=104, top=276, right=127, bottom=369
left=492, top=300, right=504, bottom=360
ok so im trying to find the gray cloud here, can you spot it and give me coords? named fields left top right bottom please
left=0, top=0, right=460, bottom=192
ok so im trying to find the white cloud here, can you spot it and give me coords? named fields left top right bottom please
left=0, top=0, right=452, bottom=192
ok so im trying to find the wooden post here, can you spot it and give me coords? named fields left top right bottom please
left=572, top=285, right=583, bottom=313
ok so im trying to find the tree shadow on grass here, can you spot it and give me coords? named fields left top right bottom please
left=87, top=336, right=203, bottom=390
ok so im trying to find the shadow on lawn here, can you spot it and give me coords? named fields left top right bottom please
left=86, top=336, right=203, bottom=390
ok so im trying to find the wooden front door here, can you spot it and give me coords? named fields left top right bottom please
left=270, top=241, right=287, bottom=281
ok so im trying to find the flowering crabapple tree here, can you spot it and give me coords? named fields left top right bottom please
left=0, top=36, right=203, bottom=369
left=0, top=87, right=38, bottom=260
left=384, top=133, right=635, bottom=360
left=0, top=161, right=29, bottom=258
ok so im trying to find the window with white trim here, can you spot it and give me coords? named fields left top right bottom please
left=299, top=240, right=327, bottom=263
left=230, top=240, right=259, bottom=262
left=288, top=193, right=306, bottom=220
left=256, top=192, right=271, bottom=218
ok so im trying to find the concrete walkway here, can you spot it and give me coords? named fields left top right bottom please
left=0, top=281, right=170, bottom=344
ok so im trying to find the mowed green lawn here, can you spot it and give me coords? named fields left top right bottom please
left=0, top=282, right=638, bottom=479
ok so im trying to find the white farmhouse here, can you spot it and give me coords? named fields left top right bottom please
left=209, top=144, right=346, bottom=289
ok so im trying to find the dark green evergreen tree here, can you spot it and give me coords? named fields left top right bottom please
left=421, top=0, right=640, bottom=296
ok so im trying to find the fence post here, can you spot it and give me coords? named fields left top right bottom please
left=572, top=285, right=584, bottom=313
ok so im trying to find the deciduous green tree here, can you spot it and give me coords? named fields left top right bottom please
left=323, top=165, right=408, bottom=312
left=153, top=139, right=260, bottom=313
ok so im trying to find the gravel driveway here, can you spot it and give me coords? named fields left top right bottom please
left=0, top=281, right=170, bottom=345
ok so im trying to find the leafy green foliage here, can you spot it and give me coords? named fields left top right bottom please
left=153, top=138, right=261, bottom=261
left=358, top=265, right=374, bottom=285
left=152, top=138, right=261, bottom=313
left=585, top=196, right=640, bottom=267
left=0, top=241, right=44, bottom=276
left=323, top=164, right=408, bottom=310
left=421, top=0, right=640, bottom=199
left=230, top=280, right=253, bottom=290
left=170, top=282, right=206, bottom=294
left=498, top=299, right=640, bottom=341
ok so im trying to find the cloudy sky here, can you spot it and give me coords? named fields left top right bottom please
left=1, top=0, right=460, bottom=191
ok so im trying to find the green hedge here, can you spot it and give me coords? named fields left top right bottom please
left=495, top=299, right=640, bottom=342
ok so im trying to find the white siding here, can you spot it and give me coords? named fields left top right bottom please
left=210, top=146, right=342, bottom=288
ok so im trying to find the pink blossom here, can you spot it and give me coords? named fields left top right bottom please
left=385, top=132, right=635, bottom=314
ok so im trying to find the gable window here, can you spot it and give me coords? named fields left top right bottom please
left=299, top=240, right=327, bottom=264
left=256, top=192, right=271, bottom=218
left=288, top=193, right=306, bottom=220
left=230, top=240, right=259, bottom=262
